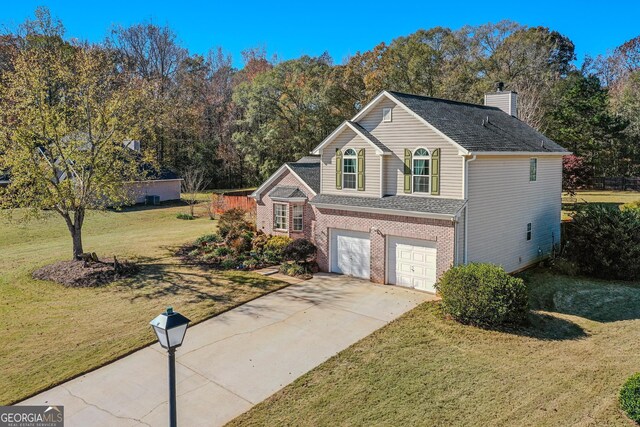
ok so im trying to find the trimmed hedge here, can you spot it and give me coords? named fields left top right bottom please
left=620, top=373, right=640, bottom=423
left=435, top=263, right=529, bottom=326
left=565, top=204, right=640, bottom=280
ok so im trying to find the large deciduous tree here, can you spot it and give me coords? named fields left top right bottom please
left=0, top=40, right=149, bottom=259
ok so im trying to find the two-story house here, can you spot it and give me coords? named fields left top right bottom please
left=251, top=86, right=568, bottom=293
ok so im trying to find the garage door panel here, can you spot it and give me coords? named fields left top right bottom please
left=388, top=236, right=437, bottom=293
left=331, top=229, right=370, bottom=279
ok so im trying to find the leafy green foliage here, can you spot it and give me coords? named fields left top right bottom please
left=620, top=373, right=640, bottom=423
left=264, top=236, right=293, bottom=257
left=218, top=208, right=253, bottom=238
left=176, top=213, right=195, bottom=220
left=565, top=204, right=640, bottom=280
left=435, top=263, right=529, bottom=326
left=282, top=239, right=317, bottom=264
left=194, top=233, right=222, bottom=245
left=279, top=261, right=309, bottom=278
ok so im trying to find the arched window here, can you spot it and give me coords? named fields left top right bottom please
left=412, top=148, right=430, bottom=193
left=343, top=148, right=357, bottom=189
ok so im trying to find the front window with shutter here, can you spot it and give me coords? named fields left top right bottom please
left=274, top=203, right=288, bottom=231
left=292, top=205, right=303, bottom=232
left=343, top=148, right=357, bottom=189
left=412, top=148, right=430, bottom=193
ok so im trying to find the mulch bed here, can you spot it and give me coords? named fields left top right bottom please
left=33, top=259, right=138, bottom=287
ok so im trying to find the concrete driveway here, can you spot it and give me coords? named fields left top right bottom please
left=21, top=273, right=434, bottom=426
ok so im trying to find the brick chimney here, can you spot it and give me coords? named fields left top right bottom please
left=484, top=82, right=518, bottom=117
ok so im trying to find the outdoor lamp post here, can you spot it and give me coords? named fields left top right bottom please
left=150, top=307, right=191, bottom=427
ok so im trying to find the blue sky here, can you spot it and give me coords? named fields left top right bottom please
left=2, top=0, right=639, bottom=68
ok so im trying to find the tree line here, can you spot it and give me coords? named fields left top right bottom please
left=2, top=7, right=640, bottom=191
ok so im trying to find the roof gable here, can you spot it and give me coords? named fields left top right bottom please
left=311, top=121, right=392, bottom=155
left=250, top=157, right=320, bottom=201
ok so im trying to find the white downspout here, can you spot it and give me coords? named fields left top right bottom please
left=463, top=154, right=477, bottom=264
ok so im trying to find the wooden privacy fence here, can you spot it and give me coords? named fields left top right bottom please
left=590, top=177, right=640, bottom=191
left=212, top=190, right=256, bottom=214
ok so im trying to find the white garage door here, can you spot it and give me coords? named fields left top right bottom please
left=388, top=236, right=437, bottom=293
left=330, top=229, right=370, bottom=279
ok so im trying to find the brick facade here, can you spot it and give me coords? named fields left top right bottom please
left=256, top=169, right=457, bottom=286
left=312, top=208, right=455, bottom=283
left=255, top=169, right=315, bottom=240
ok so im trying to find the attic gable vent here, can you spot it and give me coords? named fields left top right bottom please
left=382, top=107, right=392, bottom=122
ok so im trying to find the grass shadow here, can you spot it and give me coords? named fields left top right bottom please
left=491, top=311, right=588, bottom=341
left=524, top=268, right=640, bottom=323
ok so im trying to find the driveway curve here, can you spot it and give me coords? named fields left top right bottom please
left=21, top=273, right=433, bottom=426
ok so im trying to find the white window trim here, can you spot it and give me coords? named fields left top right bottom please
left=382, top=107, right=392, bottom=122
left=274, top=203, right=288, bottom=231
left=412, top=147, right=431, bottom=194
left=292, top=204, right=304, bottom=232
left=526, top=222, right=532, bottom=241
left=343, top=148, right=358, bottom=190
left=529, top=158, right=538, bottom=182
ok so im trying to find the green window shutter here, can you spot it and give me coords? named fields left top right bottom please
left=335, top=149, right=342, bottom=189
left=431, top=148, right=441, bottom=195
left=357, top=148, right=365, bottom=191
left=404, top=149, right=412, bottom=193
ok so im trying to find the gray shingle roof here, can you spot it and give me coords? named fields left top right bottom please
left=269, top=186, right=308, bottom=199
left=287, top=159, right=320, bottom=194
left=311, top=194, right=466, bottom=217
left=388, top=91, right=568, bottom=153
left=348, top=121, right=392, bottom=153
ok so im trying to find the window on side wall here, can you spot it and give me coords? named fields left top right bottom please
left=527, top=223, right=532, bottom=241
left=292, top=205, right=303, bottom=232
left=274, top=203, right=288, bottom=231
left=382, top=107, right=392, bottom=122
left=343, top=148, right=357, bottom=189
left=530, top=158, right=537, bottom=181
left=413, top=147, right=430, bottom=193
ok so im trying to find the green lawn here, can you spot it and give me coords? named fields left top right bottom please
left=562, top=190, right=640, bottom=220
left=0, top=203, right=288, bottom=405
left=229, top=269, right=640, bottom=426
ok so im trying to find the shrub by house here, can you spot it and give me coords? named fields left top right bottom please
left=435, top=263, right=528, bottom=327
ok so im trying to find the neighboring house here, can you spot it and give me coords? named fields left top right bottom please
left=1, top=138, right=182, bottom=204
left=251, top=86, right=568, bottom=293
left=126, top=168, right=182, bottom=204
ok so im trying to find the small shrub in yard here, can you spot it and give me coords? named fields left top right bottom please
left=213, top=246, right=231, bottom=257
left=252, top=231, right=269, bottom=252
left=282, top=239, right=317, bottom=263
left=565, top=204, right=640, bottom=280
left=264, top=235, right=293, bottom=257
left=435, top=263, right=529, bottom=327
left=261, top=250, right=280, bottom=265
left=620, top=373, right=640, bottom=423
left=280, top=261, right=309, bottom=278
left=176, top=213, right=195, bottom=220
left=218, top=208, right=254, bottom=237
left=220, top=257, right=238, bottom=270
left=228, top=233, right=253, bottom=254
left=243, top=258, right=259, bottom=269
left=195, top=233, right=222, bottom=245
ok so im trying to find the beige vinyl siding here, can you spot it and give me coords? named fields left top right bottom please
left=357, top=98, right=464, bottom=199
left=465, top=156, right=562, bottom=272
left=484, top=92, right=517, bottom=116
left=321, top=128, right=381, bottom=198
